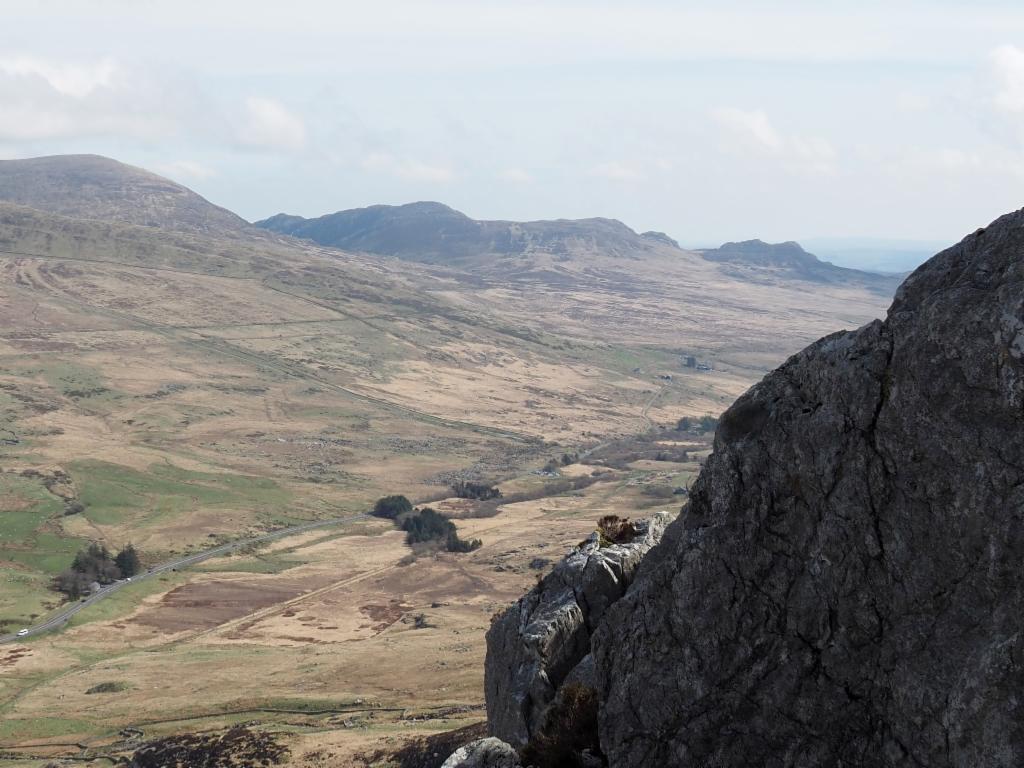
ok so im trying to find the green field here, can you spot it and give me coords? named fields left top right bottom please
left=0, top=473, right=83, bottom=628
left=0, top=460, right=301, bottom=627
left=70, top=460, right=293, bottom=530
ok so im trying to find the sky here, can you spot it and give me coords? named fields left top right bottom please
left=3, top=1, right=1024, bottom=262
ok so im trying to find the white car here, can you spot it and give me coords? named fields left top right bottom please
left=16, top=629, right=28, bottom=637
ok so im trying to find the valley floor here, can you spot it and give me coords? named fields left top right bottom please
left=0, top=450, right=704, bottom=766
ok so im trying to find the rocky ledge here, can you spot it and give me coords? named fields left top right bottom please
left=593, top=210, right=1024, bottom=766
left=484, top=512, right=673, bottom=750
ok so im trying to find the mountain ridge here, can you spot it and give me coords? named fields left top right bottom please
left=698, top=237, right=900, bottom=290
left=0, top=154, right=251, bottom=236
left=255, top=201, right=651, bottom=264
left=0, top=154, right=898, bottom=296
left=256, top=201, right=900, bottom=294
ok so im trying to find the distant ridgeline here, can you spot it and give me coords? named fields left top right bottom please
left=0, top=154, right=249, bottom=235
left=697, top=238, right=901, bottom=292
left=256, top=202, right=901, bottom=295
left=256, top=201, right=666, bottom=264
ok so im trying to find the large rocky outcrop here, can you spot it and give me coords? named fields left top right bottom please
left=592, top=211, right=1024, bottom=766
left=485, top=513, right=672, bottom=749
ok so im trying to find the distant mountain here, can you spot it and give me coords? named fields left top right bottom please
left=0, top=150, right=901, bottom=380
left=0, top=155, right=249, bottom=235
left=255, top=201, right=661, bottom=264
left=256, top=204, right=900, bottom=297
left=641, top=231, right=680, bottom=248
left=699, top=239, right=902, bottom=295
left=701, top=239, right=826, bottom=270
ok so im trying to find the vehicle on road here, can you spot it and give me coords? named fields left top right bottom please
left=16, top=629, right=28, bottom=637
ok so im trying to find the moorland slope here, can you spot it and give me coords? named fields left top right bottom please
left=0, top=154, right=249, bottom=235
left=0, top=155, right=901, bottom=764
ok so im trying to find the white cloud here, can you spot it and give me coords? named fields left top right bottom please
left=711, top=108, right=782, bottom=152
left=0, top=56, right=117, bottom=98
left=711, top=107, right=836, bottom=174
left=153, top=159, right=217, bottom=181
left=922, top=147, right=984, bottom=172
left=237, top=97, right=307, bottom=152
left=362, top=152, right=454, bottom=182
left=498, top=167, right=533, bottom=183
left=590, top=161, right=643, bottom=181
left=3, top=6, right=1022, bottom=242
left=0, top=56, right=180, bottom=142
left=789, top=136, right=837, bottom=174
left=0, top=58, right=305, bottom=153
left=0, top=103, right=76, bottom=142
left=990, top=44, right=1024, bottom=113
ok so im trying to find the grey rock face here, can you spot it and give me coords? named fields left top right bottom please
left=592, top=211, right=1024, bottom=766
left=485, top=513, right=672, bottom=748
left=441, top=737, right=521, bottom=768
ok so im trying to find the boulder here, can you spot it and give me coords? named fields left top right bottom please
left=592, top=210, right=1024, bottom=766
left=485, top=512, right=672, bottom=748
left=441, top=737, right=521, bottom=768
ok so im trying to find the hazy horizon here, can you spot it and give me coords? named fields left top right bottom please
left=4, top=1, right=1024, bottom=266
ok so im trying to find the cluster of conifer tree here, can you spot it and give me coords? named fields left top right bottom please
left=52, top=543, right=141, bottom=599
left=372, top=495, right=481, bottom=553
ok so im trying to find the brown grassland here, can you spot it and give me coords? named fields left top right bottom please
left=0, top=195, right=892, bottom=765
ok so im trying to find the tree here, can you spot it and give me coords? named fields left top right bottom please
left=72, top=543, right=121, bottom=583
left=699, top=414, right=719, bottom=432
left=677, top=414, right=719, bottom=433
left=451, top=480, right=501, bottom=500
left=401, top=508, right=481, bottom=552
left=53, top=542, right=123, bottom=598
left=445, top=532, right=482, bottom=553
left=401, top=507, right=455, bottom=544
left=53, top=569, right=90, bottom=600
left=71, top=542, right=107, bottom=573
left=372, top=494, right=413, bottom=520
left=115, top=544, right=141, bottom=577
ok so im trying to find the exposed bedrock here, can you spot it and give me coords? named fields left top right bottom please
left=592, top=211, right=1024, bottom=766
left=485, top=512, right=672, bottom=749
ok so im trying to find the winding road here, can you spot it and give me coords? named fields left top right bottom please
left=0, top=512, right=369, bottom=644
